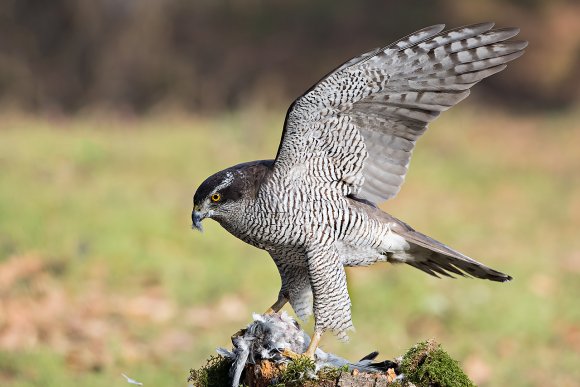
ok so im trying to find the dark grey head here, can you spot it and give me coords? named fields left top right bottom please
left=192, top=160, right=273, bottom=231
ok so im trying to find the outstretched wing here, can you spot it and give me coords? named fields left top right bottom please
left=273, top=23, right=527, bottom=204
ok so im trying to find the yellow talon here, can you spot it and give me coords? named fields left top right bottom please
left=265, top=295, right=288, bottom=315
left=280, top=331, right=321, bottom=361
left=280, top=348, right=301, bottom=360
left=303, top=331, right=322, bottom=360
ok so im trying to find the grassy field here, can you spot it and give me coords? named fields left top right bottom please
left=0, top=107, right=579, bottom=386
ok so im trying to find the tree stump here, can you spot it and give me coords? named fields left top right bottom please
left=189, top=339, right=475, bottom=387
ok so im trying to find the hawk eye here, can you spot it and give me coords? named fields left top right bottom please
left=211, top=193, right=221, bottom=202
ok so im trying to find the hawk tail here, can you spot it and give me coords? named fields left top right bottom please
left=394, top=229, right=512, bottom=282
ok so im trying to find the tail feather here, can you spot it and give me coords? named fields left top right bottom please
left=347, top=198, right=512, bottom=282
left=407, top=260, right=460, bottom=279
left=396, top=229, right=512, bottom=282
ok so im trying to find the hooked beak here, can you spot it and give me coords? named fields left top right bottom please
left=191, top=208, right=205, bottom=232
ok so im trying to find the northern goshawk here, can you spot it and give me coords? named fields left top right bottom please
left=192, top=23, right=526, bottom=358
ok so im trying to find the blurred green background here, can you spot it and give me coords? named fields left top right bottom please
left=1, top=1, right=579, bottom=386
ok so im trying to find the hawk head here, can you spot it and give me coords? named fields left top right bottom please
left=191, top=160, right=273, bottom=231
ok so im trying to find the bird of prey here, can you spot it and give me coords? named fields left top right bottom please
left=192, top=23, right=526, bottom=358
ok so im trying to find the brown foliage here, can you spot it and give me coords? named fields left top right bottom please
left=0, top=253, right=246, bottom=372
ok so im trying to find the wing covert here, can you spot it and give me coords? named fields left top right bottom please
left=273, top=23, right=527, bottom=204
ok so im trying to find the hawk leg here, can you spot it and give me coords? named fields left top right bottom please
left=280, top=244, right=353, bottom=359
left=231, top=294, right=289, bottom=340
left=231, top=295, right=288, bottom=340
left=280, top=331, right=321, bottom=360
left=308, top=245, right=353, bottom=337
left=265, top=294, right=288, bottom=314
left=304, top=331, right=322, bottom=359
left=270, top=256, right=313, bottom=321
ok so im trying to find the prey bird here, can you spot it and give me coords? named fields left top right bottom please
left=217, top=312, right=397, bottom=386
left=192, top=23, right=526, bottom=359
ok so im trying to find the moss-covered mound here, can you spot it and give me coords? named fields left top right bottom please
left=188, top=340, right=475, bottom=387
left=188, top=355, right=347, bottom=387
left=188, top=355, right=233, bottom=387
left=399, top=339, right=475, bottom=387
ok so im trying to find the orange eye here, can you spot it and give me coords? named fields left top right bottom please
left=211, top=193, right=221, bottom=202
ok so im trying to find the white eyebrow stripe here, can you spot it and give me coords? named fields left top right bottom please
left=213, top=172, right=234, bottom=193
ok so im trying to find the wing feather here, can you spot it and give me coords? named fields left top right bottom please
left=272, top=23, right=527, bottom=204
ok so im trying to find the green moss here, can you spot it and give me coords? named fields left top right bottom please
left=271, top=358, right=348, bottom=387
left=400, top=340, right=474, bottom=387
left=188, top=355, right=232, bottom=387
left=276, top=356, right=316, bottom=385
left=317, top=364, right=349, bottom=381
left=190, top=343, right=473, bottom=387
left=188, top=355, right=349, bottom=387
